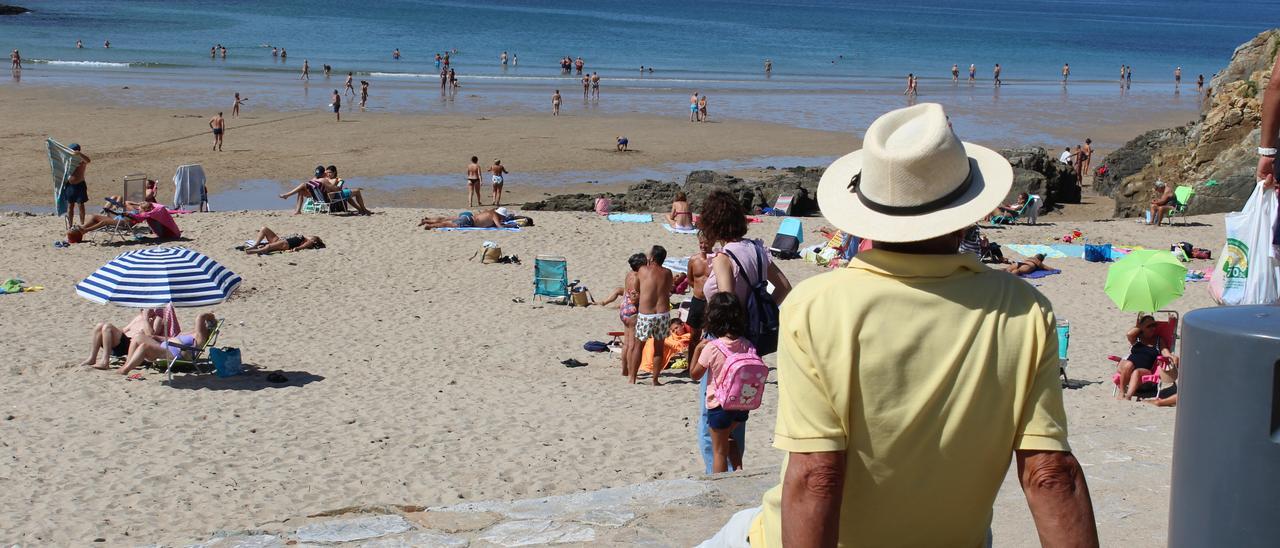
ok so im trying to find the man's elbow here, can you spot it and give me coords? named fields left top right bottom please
left=796, top=461, right=844, bottom=499
left=1020, top=451, right=1086, bottom=495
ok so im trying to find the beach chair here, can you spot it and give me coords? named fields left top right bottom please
left=769, top=218, right=803, bottom=259
left=1057, top=319, right=1070, bottom=385
left=1165, top=186, right=1196, bottom=226
left=533, top=255, right=570, bottom=302
left=766, top=193, right=794, bottom=216
left=95, top=198, right=147, bottom=243
left=991, top=196, right=1035, bottom=225
left=161, top=319, right=224, bottom=381
left=302, top=181, right=350, bottom=214
left=1110, top=311, right=1178, bottom=397
left=121, top=173, right=149, bottom=203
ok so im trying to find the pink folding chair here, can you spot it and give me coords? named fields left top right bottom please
left=1109, top=312, right=1179, bottom=398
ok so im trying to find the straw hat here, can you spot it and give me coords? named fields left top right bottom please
left=817, top=103, right=1012, bottom=242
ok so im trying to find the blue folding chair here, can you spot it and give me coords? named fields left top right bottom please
left=769, top=218, right=804, bottom=259
left=533, top=255, right=570, bottom=302
left=1057, top=319, right=1070, bottom=384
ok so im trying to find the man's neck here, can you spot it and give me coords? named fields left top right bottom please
left=872, top=231, right=962, bottom=255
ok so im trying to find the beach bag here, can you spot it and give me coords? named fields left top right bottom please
left=709, top=339, right=768, bottom=411
left=723, top=242, right=780, bottom=355
left=570, top=287, right=592, bottom=307
left=472, top=241, right=502, bottom=263
left=1210, top=181, right=1280, bottom=305
left=583, top=340, right=609, bottom=352
left=210, top=347, right=242, bottom=377
left=1084, top=243, right=1112, bottom=263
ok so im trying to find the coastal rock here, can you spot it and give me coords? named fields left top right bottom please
left=998, top=146, right=1080, bottom=207
left=522, top=168, right=821, bottom=215
left=0, top=4, right=30, bottom=15
left=1104, top=28, right=1278, bottom=217
left=293, top=515, right=415, bottom=543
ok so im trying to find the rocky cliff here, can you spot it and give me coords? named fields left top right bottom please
left=1098, top=29, right=1279, bottom=217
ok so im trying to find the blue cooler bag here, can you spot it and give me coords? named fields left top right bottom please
left=211, top=347, right=243, bottom=377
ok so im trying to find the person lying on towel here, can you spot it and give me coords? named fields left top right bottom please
left=1004, top=253, right=1051, bottom=276
left=419, top=207, right=513, bottom=230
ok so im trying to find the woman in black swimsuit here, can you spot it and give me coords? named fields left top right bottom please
left=1116, top=315, right=1177, bottom=400
left=245, top=226, right=325, bottom=255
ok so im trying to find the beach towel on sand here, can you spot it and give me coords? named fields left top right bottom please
left=663, top=257, right=689, bottom=275
left=1005, top=244, right=1066, bottom=259
left=608, top=213, right=653, bottom=223
left=1020, top=268, right=1062, bottom=279
left=663, top=223, right=698, bottom=235
left=435, top=226, right=522, bottom=232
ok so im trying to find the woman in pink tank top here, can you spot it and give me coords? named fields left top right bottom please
left=699, top=190, right=792, bottom=314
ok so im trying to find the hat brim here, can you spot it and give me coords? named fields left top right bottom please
left=816, top=142, right=1013, bottom=242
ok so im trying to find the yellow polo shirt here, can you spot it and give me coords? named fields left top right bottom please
left=751, top=249, right=1068, bottom=548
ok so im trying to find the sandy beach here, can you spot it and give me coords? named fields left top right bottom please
left=0, top=204, right=1220, bottom=546
left=0, top=85, right=863, bottom=210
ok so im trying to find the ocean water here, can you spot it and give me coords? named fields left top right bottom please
left=0, top=0, right=1269, bottom=83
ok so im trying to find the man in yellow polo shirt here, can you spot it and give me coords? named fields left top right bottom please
left=698, top=103, right=1098, bottom=547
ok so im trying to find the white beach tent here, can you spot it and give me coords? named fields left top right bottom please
left=173, top=164, right=210, bottom=211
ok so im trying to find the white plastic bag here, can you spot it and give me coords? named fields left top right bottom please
left=1209, top=181, right=1280, bottom=305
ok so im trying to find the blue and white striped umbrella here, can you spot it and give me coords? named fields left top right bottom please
left=76, top=247, right=242, bottom=307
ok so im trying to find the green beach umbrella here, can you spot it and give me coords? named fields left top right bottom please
left=1104, top=249, right=1188, bottom=312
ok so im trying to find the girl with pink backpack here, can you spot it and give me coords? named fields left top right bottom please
left=690, top=292, right=770, bottom=473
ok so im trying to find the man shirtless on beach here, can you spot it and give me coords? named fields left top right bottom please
left=685, top=234, right=713, bottom=360
left=1080, top=138, right=1094, bottom=182
left=590, top=72, right=600, bottom=99
left=418, top=207, right=513, bottom=230
left=1062, top=63, right=1070, bottom=84
left=552, top=89, right=561, bottom=115
left=690, top=92, right=700, bottom=122
left=209, top=112, right=225, bottom=151
left=466, top=156, right=483, bottom=207
left=951, top=64, right=959, bottom=82
left=489, top=159, right=509, bottom=206
left=344, top=72, right=355, bottom=96
left=628, top=245, right=674, bottom=385
left=63, top=144, right=91, bottom=228
left=582, top=75, right=590, bottom=99
left=993, top=63, right=1002, bottom=86
left=360, top=80, right=369, bottom=108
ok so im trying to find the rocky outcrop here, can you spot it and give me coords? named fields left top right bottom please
left=1104, top=29, right=1278, bottom=217
left=524, top=150, right=1074, bottom=214
left=0, top=4, right=30, bottom=15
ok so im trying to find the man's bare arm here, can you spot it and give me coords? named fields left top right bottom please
left=1258, top=58, right=1280, bottom=182
left=1016, top=449, right=1099, bottom=548
left=781, top=450, right=845, bottom=547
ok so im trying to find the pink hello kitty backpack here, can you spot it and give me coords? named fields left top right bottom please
left=710, top=339, right=769, bottom=411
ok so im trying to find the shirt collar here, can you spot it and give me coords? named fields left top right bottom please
left=846, top=249, right=986, bottom=279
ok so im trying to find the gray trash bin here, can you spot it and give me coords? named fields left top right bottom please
left=1168, top=305, right=1280, bottom=547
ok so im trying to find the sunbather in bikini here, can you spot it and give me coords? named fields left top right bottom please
left=115, top=312, right=219, bottom=375
left=1004, top=253, right=1050, bottom=276
left=244, top=226, right=325, bottom=255
left=279, top=165, right=372, bottom=214
left=80, top=309, right=163, bottom=369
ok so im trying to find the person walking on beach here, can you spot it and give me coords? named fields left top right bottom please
left=1126, top=66, right=1133, bottom=89
left=466, top=156, right=482, bottom=207
left=440, top=67, right=448, bottom=88
left=581, top=74, right=590, bottom=99
left=330, top=90, right=341, bottom=121
left=1121, top=64, right=1127, bottom=86
left=993, top=63, right=1002, bottom=86
left=552, top=89, right=561, bottom=115
left=968, top=63, right=976, bottom=82
left=698, top=102, right=1097, bottom=548
left=1062, top=63, right=1070, bottom=84
left=904, top=73, right=917, bottom=96
left=591, top=72, right=601, bottom=99
left=698, top=94, right=709, bottom=122
left=9, top=49, right=19, bottom=70
left=951, top=63, right=959, bottom=82
left=232, top=93, right=246, bottom=117
left=689, top=292, right=757, bottom=473
left=1081, top=138, right=1094, bottom=182
left=1175, top=66, right=1182, bottom=89
left=301, top=59, right=310, bottom=80
left=209, top=112, right=225, bottom=151
left=628, top=245, right=674, bottom=385
left=448, top=68, right=458, bottom=90
left=344, top=72, right=355, bottom=96
left=489, top=159, right=509, bottom=206
left=63, top=144, right=91, bottom=228
left=359, top=80, right=369, bottom=109
left=690, top=92, right=700, bottom=122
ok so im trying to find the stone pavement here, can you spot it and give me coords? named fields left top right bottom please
left=179, top=471, right=775, bottom=547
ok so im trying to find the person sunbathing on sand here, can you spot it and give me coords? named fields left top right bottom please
left=244, top=226, right=325, bottom=255
left=80, top=309, right=163, bottom=369
left=667, top=191, right=694, bottom=229
left=419, top=207, right=513, bottom=230
left=72, top=200, right=176, bottom=237
left=1004, top=253, right=1050, bottom=276
left=115, top=312, right=219, bottom=375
